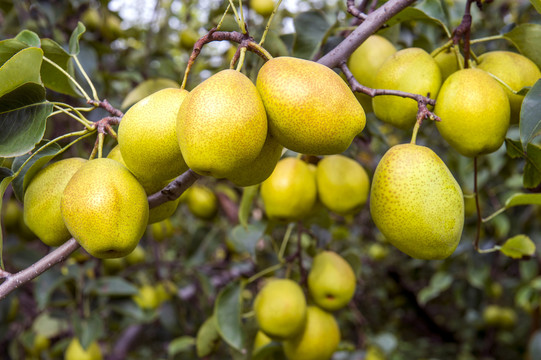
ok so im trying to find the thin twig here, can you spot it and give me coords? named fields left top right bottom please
left=147, top=169, right=202, bottom=208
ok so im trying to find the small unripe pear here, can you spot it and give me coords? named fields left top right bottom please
left=433, top=47, right=463, bottom=82
left=257, top=57, right=366, bottom=155
left=64, top=338, right=102, bottom=360
left=250, top=0, right=275, bottom=16
left=23, top=158, right=87, bottom=247
left=61, top=158, right=149, bottom=258
left=187, top=185, right=218, bottom=219
left=370, top=144, right=464, bottom=260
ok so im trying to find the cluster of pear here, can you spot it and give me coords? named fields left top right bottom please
left=252, top=251, right=356, bottom=360
left=261, top=155, right=370, bottom=221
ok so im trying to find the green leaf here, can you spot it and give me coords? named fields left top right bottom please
left=214, top=281, right=245, bottom=352
left=417, top=272, right=453, bottom=306
left=504, top=24, right=541, bottom=69
left=523, top=143, right=541, bottom=188
left=505, top=138, right=524, bottom=159
left=120, top=78, right=180, bottom=109
left=15, top=30, right=40, bottom=47
left=520, top=79, right=541, bottom=150
left=32, top=312, right=69, bottom=338
left=196, top=316, right=221, bottom=357
left=529, top=330, right=541, bottom=359
left=412, top=0, right=451, bottom=37
left=11, top=141, right=62, bottom=201
left=500, top=235, right=536, bottom=259
left=228, top=224, right=264, bottom=258
left=531, top=0, right=541, bottom=13
left=84, top=277, right=139, bottom=296
left=239, top=185, right=259, bottom=228
left=0, top=82, right=52, bottom=158
left=253, top=341, right=283, bottom=360
left=168, top=336, right=195, bottom=356
left=387, top=6, right=450, bottom=38
left=292, top=11, right=331, bottom=60
left=41, top=39, right=80, bottom=96
left=504, top=193, right=541, bottom=208
left=69, top=22, right=86, bottom=55
left=80, top=316, right=104, bottom=350
left=0, top=39, right=28, bottom=66
left=0, top=47, right=43, bottom=98
left=0, top=171, right=15, bottom=269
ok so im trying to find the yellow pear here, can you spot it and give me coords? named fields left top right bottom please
left=347, top=35, right=396, bottom=112
left=477, top=51, right=541, bottom=123
left=283, top=306, right=340, bottom=360
left=225, top=134, right=283, bottom=187
left=372, top=48, right=442, bottom=130
left=61, top=158, right=149, bottom=258
left=308, top=251, right=356, bottom=311
left=107, top=145, right=180, bottom=224
left=250, top=0, right=275, bottom=16
left=256, top=56, right=366, bottom=155
left=435, top=68, right=510, bottom=157
left=125, top=244, right=146, bottom=265
left=64, top=338, right=102, bottom=360
left=253, top=330, right=281, bottom=360
left=370, top=144, right=464, bottom=260
left=177, top=69, right=267, bottom=178
left=433, top=47, right=463, bottom=82
left=118, top=88, right=189, bottom=183
left=254, top=278, right=307, bottom=339
left=261, top=157, right=317, bottom=221
left=187, top=185, right=218, bottom=219
left=315, top=155, right=370, bottom=215
left=23, top=158, right=87, bottom=247
left=133, top=284, right=161, bottom=310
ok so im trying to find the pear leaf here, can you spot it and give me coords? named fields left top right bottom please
left=0, top=47, right=43, bottom=97
left=80, top=316, right=104, bottom=350
left=504, top=193, right=541, bottom=208
left=0, top=39, right=28, bottom=67
left=523, top=143, right=541, bottom=188
left=417, top=272, right=453, bottom=306
left=69, top=22, right=86, bottom=55
left=504, top=24, right=541, bottom=69
left=121, top=78, right=180, bottom=110
left=531, top=0, right=541, bottom=13
left=41, top=39, right=80, bottom=96
left=0, top=169, right=15, bottom=269
left=84, top=277, right=139, bottom=296
left=14, top=30, right=41, bottom=47
left=387, top=5, right=450, bottom=38
left=505, top=138, right=523, bottom=159
left=500, top=235, right=536, bottom=259
left=292, top=10, right=332, bottom=60
left=168, top=336, right=195, bottom=356
left=520, top=79, right=541, bottom=150
left=196, top=316, right=221, bottom=357
left=253, top=341, right=284, bottom=360
left=214, top=281, right=245, bottom=352
left=228, top=224, right=264, bottom=258
left=32, top=312, right=69, bottom=339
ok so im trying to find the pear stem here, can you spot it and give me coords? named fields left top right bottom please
left=246, top=263, right=283, bottom=283
left=259, top=0, right=283, bottom=46
left=278, top=223, right=295, bottom=261
left=473, top=156, right=482, bottom=251
left=42, top=56, right=91, bottom=101
left=73, top=55, right=100, bottom=101
left=410, top=121, right=420, bottom=145
left=51, top=104, right=93, bottom=129
left=470, top=34, right=504, bottom=45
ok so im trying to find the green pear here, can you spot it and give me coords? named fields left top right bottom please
left=125, top=244, right=146, bottom=265
left=65, top=338, right=102, bottom=360
left=118, top=88, right=189, bottom=183
left=250, top=0, right=275, bottom=16
left=483, top=305, right=517, bottom=328
left=28, top=333, right=50, bottom=356
left=3, top=199, right=22, bottom=230
left=23, top=157, right=87, bottom=247
left=477, top=51, right=541, bottom=123
left=178, top=69, right=267, bottom=178
left=225, top=134, right=283, bottom=187
left=149, top=218, right=174, bottom=242
left=254, top=278, right=307, bottom=339
left=308, top=251, right=356, bottom=311
left=370, top=144, right=464, bottom=260
left=179, top=29, right=199, bottom=49
left=256, top=56, right=366, bottom=155
left=133, top=284, right=161, bottom=310
left=315, top=155, right=370, bottom=215
left=253, top=330, right=282, bottom=360
left=433, top=47, right=463, bottom=82
left=372, top=48, right=442, bottom=130
left=260, top=157, right=317, bottom=221
left=435, top=68, right=510, bottom=157
left=107, top=145, right=180, bottom=224
left=283, top=306, right=340, bottom=360
left=187, top=185, right=218, bottom=219
left=61, top=158, right=149, bottom=258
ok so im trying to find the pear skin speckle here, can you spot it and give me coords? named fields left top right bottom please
left=369, top=144, right=464, bottom=260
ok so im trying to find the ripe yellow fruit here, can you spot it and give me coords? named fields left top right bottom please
left=61, top=158, right=149, bottom=258
left=118, top=88, right=189, bottom=183
left=433, top=47, right=463, bottom=82
left=64, top=338, right=102, bottom=360
left=23, top=158, right=87, bottom=247
left=308, top=251, right=356, bottom=311
left=186, top=185, right=218, bottom=219
left=149, top=218, right=174, bottom=242
left=261, top=157, right=317, bottom=221
left=133, top=284, right=161, bottom=310
left=370, top=144, right=464, bottom=259
left=483, top=305, right=517, bottom=328
left=372, top=48, right=442, bottom=130
left=178, top=70, right=267, bottom=178
left=283, top=306, right=340, bottom=360
left=435, top=68, right=510, bottom=157
left=315, top=155, right=370, bottom=215
left=254, top=279, right=307, bottom=339
left=251, top=0, right=275, bottom=16
left=477, top=51, right=541, bottom=123
left=257, top=56, right=366, bottom=155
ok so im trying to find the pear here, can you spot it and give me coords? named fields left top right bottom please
left=433, top=47, right=463, bottom=82
left=250, top=0, right=275, bottom=16
left=61, top=158, right=149, bottom=258
left=256, top=56, right=366, bottom=155
left=260, top=157, right=317, bottom=221
left=308, top=251, right=356, bottom=311
left=372, top=48, right=442, bottom=130
left=370, top=144, right=464, bottom=260
left=186, top=185, right=218, bottom=219
left=283, top=306, right=340, bottom=360
left=107, top=145, right=180, bottom=224
left=477, top=51, right=541, bottom=123
left=315, top=155, right=370, bottom=215
left=125, top=244, right=146, bottom=265
left=133, top=284, right=161, bottom=310
left=177, top=69, right=267, bottom=178
left=225, top=134, right=283, bottom=187
left=118, top=88, right=188, bottom=184
left=179, top=29, right=199, bottom=50
left=435, top=68, right=510, bottom=157
left=65, top=338, right=102, bottom=360
left=23, top=157, right=87, bottom=247
left=254, top=278, right=307, bottom=339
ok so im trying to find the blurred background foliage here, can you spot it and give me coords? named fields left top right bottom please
left=1, top=0, right=541, bottom=359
